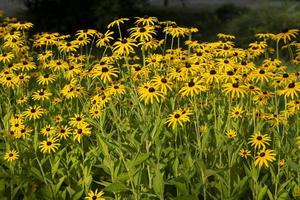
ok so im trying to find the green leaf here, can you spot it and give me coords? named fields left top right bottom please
left=130, top=153, right=150, bottom=168
left=104, top=181, right=128, bottom=192
left=153, top=168, right=164, bottom=198
left=30, top=167, right=44, bottom=182
left=72, top=189, right=83, bottom=200
left=258, top=185, right=268, bottom=200
left=97, top=135, right=109, bottom=157
left=55, top=176, right=66, bottom=194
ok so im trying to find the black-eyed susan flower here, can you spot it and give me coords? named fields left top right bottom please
left=137, top=82, right=164, bottom=104
left=107, top=83, right=126, bottom=96
left=23, top=105, right=45, bottom=120
left=275, top=29, right=299, bottom=44
left=113, top=38, right=137, bottom=55
left=129, top=25, right=156, bottom=42
left=96, top=30, right=114, bottom=47
left=255, top=149, right=276, bottom=168
left=0, top=52, right=14, bottom=63
left=85, top=189, right=105, bottom=200
left=151, top=75, right=173, bottom=94
left=135, top=16, right=158, bottom=26
left=222, top=82, right=247, bottom=98
left=217, top=33, right=235, bottom=40
left=90, top=63, right=118, bottom=83
left=36, top=73, right=56, bottom=85
left=16, top=95, right=29, bottom=105
left=166, top=108, right=192, bottom=129
left=278, top=82, right=300, bottom=99
left=225, top=129, right=237, bottom=139
left=239, top=148, right=251, bottom=159
left=69, top=113, right=88, bottom=128
left=32, top=89, right=52, bottom=101
left=73, top=126, right=91, bottom=143
left=39, top=137, right=60, bottom=154
left=41, top=125, right=56, bottom=137
left=4, top=150, right=19, bottom=162
left=179, top=78, right=207, bottom=97
left=248, top=131, right=271, bottom=150
left=11, top=21, right=33, bottom=30
left=55, top=125, right=72, bottom=140
left=107, top=18, right=130, bottom=29
left=229, top=105, right=244, bottom=119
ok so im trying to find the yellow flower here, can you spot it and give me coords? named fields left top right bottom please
left=69, top=113, right=88, bottom=128
left=217, top=33, right=235, bottom=40
left=229, top=105, right=244, bottom=119
left=23, top=105, right=45, bottom=120
left=113, top=38, right=137, bottom=55
left=277, top=82, right=300, bottom=99
left=39, top=137, right=60, bottom=154
left=248, top=131, right=271, bottom=150
left=137, top=82, right=165, bottom=104
left=179, top=78, right=207, bottom=97
left=275, top=29, right=299, bottom=44
left=222, top=82, right=247, bottom=98
left=225, top=129, right=237, bottom=139
left=4, top=150, right=19, bottom=162
left=166, top=108, right=192, bottom=129
left=239, top=148, right=251, bottom=159
left=32, top=89, right=52, bottom=101
left=255, top=149, right=276, bottom=168
left=85, top=189, right=105, bottom=200
left=135, top=16, right=158, bottom=26
left=107, top=18, right=129, bottom=29
left=0, top=52, right=14, bottom=63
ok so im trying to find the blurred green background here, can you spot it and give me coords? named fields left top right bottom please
left=2, top=0, right=300, bottom=46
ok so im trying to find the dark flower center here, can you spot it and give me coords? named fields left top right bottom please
left=257, top=136, right=262, bottom=140
left=232, top=83, right=239, bottom=88
left=259, top=152, right=265, bottom=157
left=121, top=39, right=127, bottom=44
left=210, top=69, right=217, bottom=75
left=44, top=74, right=49, bottom=78
left=39, top=92, right=44, bottom=96
left=9, top=153, right=14, bottom=157
left=161, top=78, right=167, bottom=83
left=139, top=27, right=146, bottom=32
left=60, top=129, right=66, bottom=133
left=102, top=67, right=108, bottom=73
left=92, top=196, right=97, bottom=200
left=174, top=114, right=180, bottom=118
left=259, top=69, right=265, bottom=74
left=76, top=117, right=82, bottom=121
left=185, top=63, right=191, bottom=68
left=46, top=128, right=50, bottom=131
left=283, top=73, right=289, bottom=78
left=227, top=71, right=234, bottom=76
left=188, top=81, right=195, bottom=87
left=148, top=87, right=155, bottom=92
left=288, top=82, right=295, bottom=88
left=249, top=86, right=254, bottom=90
left=47, top=141, right=52, bottom=146
left=31, top=109, right=36, bottom=113
left=241, top=61, right=247, bottom=66
left=77, top=129, right=82, bottom=134
left=114, top=85, right=119, bottom=89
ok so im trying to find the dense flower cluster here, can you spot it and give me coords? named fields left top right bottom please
left=1, top=12, right=300, bottom=199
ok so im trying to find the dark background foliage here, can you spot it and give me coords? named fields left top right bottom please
left=6, top=0, right=300, bottom=45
